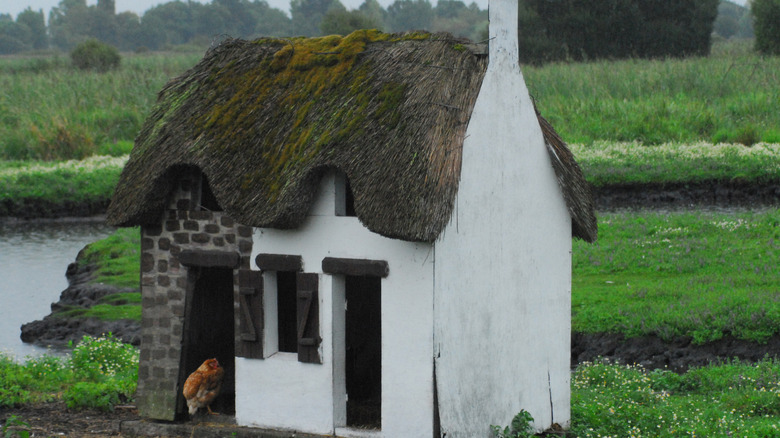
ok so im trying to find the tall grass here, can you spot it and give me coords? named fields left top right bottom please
left=525, top=40, right=780, bottom=145
left=0, top=52, right=202, bottom=160
left=1, top=41, right=778, bottom=160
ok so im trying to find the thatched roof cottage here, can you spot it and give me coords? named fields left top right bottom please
left=107, top=0, right=595, bottom=436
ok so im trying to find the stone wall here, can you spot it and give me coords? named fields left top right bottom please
left=135, top=172, right=252, bottom=421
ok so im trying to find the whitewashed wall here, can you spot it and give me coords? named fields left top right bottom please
left=432, top=0, right=572, bottom=435
left=236, top=172, right=436, bottom=437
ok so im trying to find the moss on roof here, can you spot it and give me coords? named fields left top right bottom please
left=107, top=30, right=596, bottom=242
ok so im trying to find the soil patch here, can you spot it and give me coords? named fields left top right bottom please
left=594, top=181, right=780, bottom=210
left=0, top=402, right=140, bottom=437
left=573, top=332, right=780, bottom=372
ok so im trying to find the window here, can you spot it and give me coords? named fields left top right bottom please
left=276, top=271, right=297, bottom=353
left=255, top=254, right=320, bottom=363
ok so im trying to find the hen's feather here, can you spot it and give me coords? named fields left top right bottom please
left=183, top=358, right=224, bottom=415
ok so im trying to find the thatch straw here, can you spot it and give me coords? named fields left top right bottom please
left=107, top=30, right=596, bottom=243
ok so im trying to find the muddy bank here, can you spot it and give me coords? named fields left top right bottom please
left=594, top=180, right=780, bottom=210
left=2, top=181, right=778, bottom=221
left=1, top=198, right=110, bottom=220
left=573, top=331, right=780, bottom=372
left=19, top=246, right=140, bottom=347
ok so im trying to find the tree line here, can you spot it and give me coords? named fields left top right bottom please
left=1, top=0, right=776, bottom=61
left=0, top=0, right=487, bottom=54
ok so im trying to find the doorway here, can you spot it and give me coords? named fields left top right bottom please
left=180, top=266, right=235, bottom=417
left=345, top=275, right=381, bottom=429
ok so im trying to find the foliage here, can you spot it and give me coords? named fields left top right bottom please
left=387, top=0, right=434, bottom=32
left=0, top=335, right=138, bottom=411
left=571, top=359, right=780, bottom=437
left=292, top=0, right=343, bottom=37
left=0, top=53, right=199, bottom=160
left=0, top=155, right=127, bottom=216
left=524, top=42, right=780, bottom=145
left=490, top=410, right=535, bottom=438
left=70, top=39, right=121, bottom=72
left=752, top=0, right=780, bottom=55
left=714, top=0, right=754, bottom=39
left=321, top=8, right=383, bottom=35
left=69, top=334, right=138, bottom=380
left=520, top=0, right=719, bottom=64
left=572, top=142, right=780, bottom=187
left=2, top=415, right=30, bottom=438
left=1, top=37, right=777, bottom=162
left=572, top=209, right=780, bottom=344
left=79, top=225, right=140, bottom=289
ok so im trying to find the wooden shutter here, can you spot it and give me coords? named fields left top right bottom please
left=236, top=270, right=263, bottom=359
left=296, top=272, right=321, bottom=364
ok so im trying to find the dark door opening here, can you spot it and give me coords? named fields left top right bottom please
left=180, top=266, right=235, bottom=417
left=345, top=275, right=381, bottom=429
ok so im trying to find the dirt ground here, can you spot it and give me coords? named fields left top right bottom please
left=0, top=402, right=140, bottom=437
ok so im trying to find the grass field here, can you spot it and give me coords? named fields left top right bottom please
left=573, top=209, right=780, bottom=344
left=0, top=52, right=201, bottom=160
left=525, top=40, right=780, bottom=146
left=0, top=40, right=778, bottom=161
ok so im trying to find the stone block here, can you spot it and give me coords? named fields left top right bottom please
left=165, top=220, right=180, bottom=232
left=141, top=253, right=155, bottom=273
left=157, top=276, right=170, bottom=287
left=238, top=225, right=252, bottom=237
left=183, top=220, right=199, bottom=231
left=213, top=237, right=225, bottom=247
left=166, top=289, right=183, bottom=301
left=158, top=238, right=171, bottom=250
left=190, top=210, right=213, bottom=220
left=192, top=233, right=210, bottom=244
left=173, top=233, right=190, bottom=244
left=204, top=223, right=220, bottom=234
left=220, top=216, right=234, bottom=227
left=225, top=234, right=236, bottom=244
left=157, top=260, right=168, bottom=273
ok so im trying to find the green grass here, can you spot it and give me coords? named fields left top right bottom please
left=572, top=142, right=780, bottom=187
left=0, top=52, right=201, bottom=160
left=78, top=226, right=140, bottom=289
left=571, top=359, right=780, bottom=437
left=525, top=40, right=780, bottom=146
left=0, top=335, right=137, bottom=411
left=1, top=41, right=778, bottom=161
left=0, top=155, right=127, bottom=216
left=48, top=227, right=142, bottom=322
left=573, top=209, right=780, bottom=344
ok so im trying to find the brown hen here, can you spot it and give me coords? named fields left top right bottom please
left=182, top=358, right=224, bottom=416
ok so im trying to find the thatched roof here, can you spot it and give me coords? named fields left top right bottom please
left=107, top=30, right=596, bottom=243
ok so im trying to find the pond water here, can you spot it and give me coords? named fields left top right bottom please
left=0, top=220, right=114, bottom=361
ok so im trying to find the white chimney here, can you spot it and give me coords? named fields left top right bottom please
left=488, top=0, right=520, bottom=70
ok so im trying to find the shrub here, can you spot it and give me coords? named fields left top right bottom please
left=70, top=39, right=121, bottom=72
left=69, top=334, right=139, bottom=380
left=752, top=0, right=780, bottom=55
